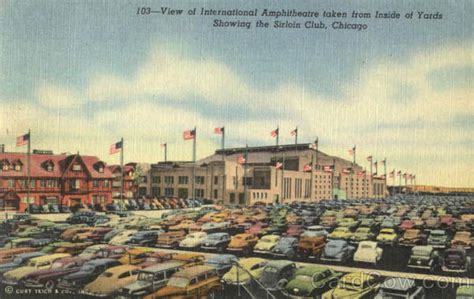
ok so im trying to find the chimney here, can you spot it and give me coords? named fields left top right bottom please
left=0, top=144, right=4, bottom=153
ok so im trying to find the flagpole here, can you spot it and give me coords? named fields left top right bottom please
left=192, top=127, right=196, bottom=200
left=26, top=129, right=31, bottom=213
left=383, top=158, right=387, bottom=198
left=243, top=144, right=248, bottom=205
left=310, top=142, right=315, bottom=201
left=276, top=126, right=279, bottom=147
left=221, top=127, right=225, bottom=204
left=295, top=127, right=298, bottom=147
left=120, top=137, right=124, bottom=211
left=281, top=147, right=285, bottom=203
left=164, top=144, right=167, bottom=162
left=331, top=159, right=335, bottom=200
left=351, top=145, right=356, bottom=199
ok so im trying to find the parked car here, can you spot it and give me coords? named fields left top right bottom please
left=440, top=247, right=471, bottom=273
left=118, top=247, right=156, bottom=265
left=222, top=257, right=268, bottom=285
left=226, top=233, right=259, bottom=255
left=57, top=258, right=122, bottom=291
left=322, top=272, right=381, bottom=299
left=374, top=277, right=425, bottom=299
left=284, top=265, right=341, bottom=298
left=205, top=254, right=238, bottom=276
left=22, top=256, right=86, bottom=290
left=350, top=227, right=375, bottom=243
left=328, top=227, right=353, bottom=240
left=376, top=228, right=398, bottom=246
left=0, top=251, right=45, bottom=276
left=271, top=237, right=298, bottom=260
left=427, top=229, right=450, bottom=248
left=179, top=232, right=207, bottom=249
left=83, top=264, right=140, bottom=297
left=456, top=285, right=474, bottom=299
left=254, top=235, right=281, bottom=255
left=110, top=230, right=139, bottom=246
left=297, top=236, right=326, bottom=260
left=301, top=225, right=328, bottom=237
left=353, top=241, right=383, bottom=265
left=200, top=233, right=231, bottom=253
left=259, top=260, right=297, bottom=291
left=407, top=245, right=439, bottom=272
left=117, top=261, right=184, bottom=298
left=126, top=230, right=163, bottom=247
left=156, top=230, right=187, bottom=249
left=321, top=240, right=355, bottom=263
left=0, top=247, right=36, bottom=264
left=399, top=229, right=426, bottom=246
left=2, top=253, right=70, bottom=285
left=145, top=265, right=222, bottom=299
left=451, top=231, right=473, bottom=249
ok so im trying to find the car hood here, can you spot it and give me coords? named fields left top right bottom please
left=272, top=244, right=292, bottom=253
left=228, top=239, right=248, bottom=248
left=4, top=266, right=37, bottom=281
left=324, top=247, right=345, bottom=256
left=254, top=242, right=275, bottom=251
left=202, top=239, right=221, bottom=246
left=84, top=276, right=136, bottom=295
left=327, top=286, right=370, bottom=298
left=152, top=286, right=185, bottom=298
left=122, top=280, right=151, bottom=292
left=223, top=267, right=251, bottom=282
left=286, top=279, right=314, bottom=295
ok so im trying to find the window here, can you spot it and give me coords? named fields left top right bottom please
left=98, top=166, right=104, bottom=173
left=214, top=176, right=218, bottom=185
left=165, top=188, right=174, bottom=196
left=178, top=176, right=188, bottom=184
left=118, top=272, right=131, bottom=279
left=93, top=180, right=99, bottom=187
left=195, top=189, right=204, bottom=198
left=40, top=180, right=46, bottom=188
left=152, top=176, right=160, bottom=184
left=14, top=164, right=22, bottom=171
left=195, top=176, right=205, bottom=185
left=229, top=193, right=235, bottom=204
left=214, top=189, right=218, bottom=199
left=72, top=164, right=82, bottom=171
left=164, top=176, right=174, bottom=184
left=238, top=193, right=245, bottom=205
left=151, top=187, right=160, bottom=197
left=243, top=177, right=252, bottom=186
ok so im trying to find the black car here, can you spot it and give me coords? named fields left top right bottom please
left=126, top=230, right=163, bottom=247
left=57, top=258, right=121, bottom=291
left=440, top=247, right=472, bottom=273
left=407, top=245, right=440, bottom=272
left=200, top=233, right=231, bottom=252
left=58, top=205, right=70, bottom=213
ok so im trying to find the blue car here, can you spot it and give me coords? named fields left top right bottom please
left=205, top=254, right=238, bottom=275
left=271, top=237, right=298, bottom=259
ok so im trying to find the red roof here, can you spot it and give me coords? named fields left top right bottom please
left=0, top=152, right=113, bottom=179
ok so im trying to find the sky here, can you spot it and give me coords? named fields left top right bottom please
left=0, top=0, right=473, bottom=187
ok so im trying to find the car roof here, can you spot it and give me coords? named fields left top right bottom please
left=381, top=278, right=415, bottom=291
left=173, top=265, right=215, bottom=278
left=17, top=251, right=46, bottom=258
left=143, top=261, right=185, bottom=272
left=294, top=265, right=329, bottom=276
left=85, top=258, right=118, bottom=265
left=265, top=260, right=295, bottom=269
left=32, top=253, right=70, bottom=262
left=239, top=257, right=267, bottom=267
left=105, top=264, right=139, bottom=274
left=208, top=232, right=228, bottom=237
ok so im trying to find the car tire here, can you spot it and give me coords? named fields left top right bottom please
left=277, top=278, right=288, bottom=290
left=207, top=288, right=220, bottom=299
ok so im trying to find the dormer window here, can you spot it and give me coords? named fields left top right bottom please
left=14, top=164, right=22, bottom=171
left=98, top=166, right=104, bottom=173
left=94, top=161, right=105, bottom=173
left=72, top=164, right=82, bottom=171
left=47, top=164, right=53, bottom=171
left=1, top=160, right=10, bottom=171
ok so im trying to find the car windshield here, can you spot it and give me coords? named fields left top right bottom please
left=280, top=238, right=293, bottom=244
left=81, top=248, right=97, bottom=255
left=328, top=243, right=341, bottom=249
left=381, top=231, right=392, bottom=235
left=209, top=235, right=222, bottom=240
left=51, top=261, right=65, bottom=269
left=167, top=276, right=189, bottom=288
left=405, top=231, right=417, bottom=237
left=81, top=264, right=96, bottom=272
left=27, top=261, right=38, bottom=267
left=361, top=244, right=373, bottom=249
left=138, top=272, right=155, bottom=282
left=187, top=235, right=195, bottom=239
left=432, top=231, right=444, bottom=236
left=261, top=238, right=271, bottom=243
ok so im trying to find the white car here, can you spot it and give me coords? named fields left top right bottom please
left=179, top=232, right=208, bottom=248
left=109, top=230, right=138, bottom=245
left=353, top=241, right=383, bottom=265
left=301, top=225, right=328, bottom=237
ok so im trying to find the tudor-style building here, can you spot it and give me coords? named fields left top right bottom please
left=0, top=151, right=114, bottom=212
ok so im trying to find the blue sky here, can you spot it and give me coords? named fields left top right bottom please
left=1, top=0, right=473, bottom=187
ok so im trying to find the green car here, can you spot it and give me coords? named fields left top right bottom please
left=322, top=272, right=380, bottom=299
left=456, top=285, right=474, bottom=299
left=285, top=265, right=341, bottom=298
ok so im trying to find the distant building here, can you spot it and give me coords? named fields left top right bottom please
left=149, top=144, right=387, bottom=206
left=0, top=151, right=113, bottom=211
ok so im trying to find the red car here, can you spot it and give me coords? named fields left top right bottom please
left=399, top=220, right=415, bottom=231
left=245, top=222, right=268, bottom=237
left=286, top=225, right=305, bottom=237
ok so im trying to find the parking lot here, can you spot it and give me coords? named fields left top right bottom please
left=0, top=194, right=473, bottom=298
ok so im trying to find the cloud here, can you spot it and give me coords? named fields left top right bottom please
left=1, top=43, right=472, bottom=187
left=37, top=81, right=81, bottom=109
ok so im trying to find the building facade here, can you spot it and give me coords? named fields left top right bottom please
left=0, top=151, right=114, bottom=211
left=149, top=144, right=388, bottom=206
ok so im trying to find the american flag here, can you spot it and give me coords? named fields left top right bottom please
left=271, top=128, right=279, bottom=138
left=275, top=161, right=283, bottom=169
left=403, top=173, right=407, bottom=178
left=357, top=170, right=366, bottom=176
left=109, top=141, right=122, bottom=155
left=183, top=129, right=196, bottom=140
left=16, top=133, right=30, bottom=147
left=342, top=168, right=351, bottom=174
left=303, top=164, right=312, bottom=172
left=367, top=155, right=372, bottom=161
left=290, top=128, right=297, bottom=136
left=214, top=127, right=224, bottom=134
left=397, top=170, right=402, bottom=176
left=323, top=165, right=333, bottom=172
left=238, top=156, right=246, bottom=164
left=160, top=143, right=167, bottom=148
